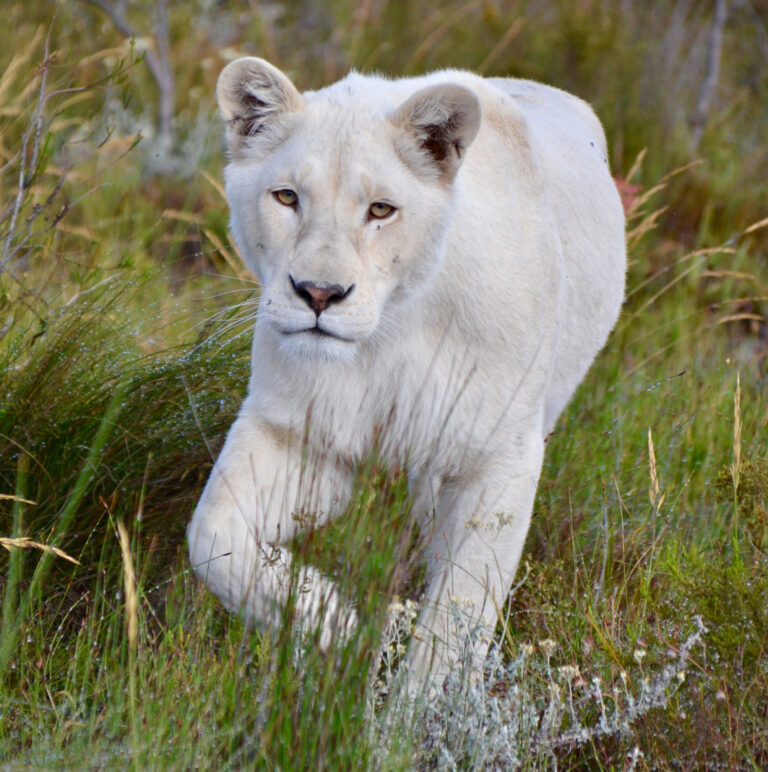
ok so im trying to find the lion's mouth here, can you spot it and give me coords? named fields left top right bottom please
left=284, top=326, right=353, bottom=343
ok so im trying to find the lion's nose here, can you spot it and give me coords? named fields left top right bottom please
left=290, top=276, right=354, bottom=316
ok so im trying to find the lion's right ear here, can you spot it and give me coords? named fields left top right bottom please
left=217, top=57, right=304, bottom=155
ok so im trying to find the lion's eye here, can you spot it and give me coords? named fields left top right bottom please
left=273, top=189, right=298, bottom=207
left=369, top=202, right=396, bottom=220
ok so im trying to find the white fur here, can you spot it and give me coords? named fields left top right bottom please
left=188, top=58, right=626, bottom=691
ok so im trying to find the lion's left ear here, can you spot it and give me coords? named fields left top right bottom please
left=392, top=84, right=481, bottom=183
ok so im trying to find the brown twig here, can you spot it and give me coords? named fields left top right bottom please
left=0, top=36, right=51, bottom=269
left=82, top=0, right=175, bottom=145
left=690, top=0, right=728, bottom=151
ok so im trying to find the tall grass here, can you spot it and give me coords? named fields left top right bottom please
left=1, top=0, right=767, bottom=768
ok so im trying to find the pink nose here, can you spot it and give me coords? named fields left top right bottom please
left=290, top=276, right=354, bottom=316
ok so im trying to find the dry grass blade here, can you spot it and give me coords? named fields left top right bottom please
left=478, top=17, right=525, bottom=75
left=626, top=205, right=668, bottom=249
left=0, top=494, right=36, bottom=504
left=626, top=246, right=738, bottom=301
left=405, top=0, right=481, bottom=71
left=117, top=519, right=138, bottom=649
left=716, top=313, right=764, bottom=325
left=117, top=518, right=140, bottom=770
left=624, top=148, right=647, bottom=185
left=629, top=257, right=702, bottom=316
left=0, top=26, right=43, bottom=106
left=162, top=208, right=202, bottom=225
left=76, top=44, right=133, bottom=69
left=702, top=270, right=756, bottom=280
left=623, top=160, right=705, bottom=254
left=743, top=216, right=768, bottom=236
left=648, top=428, right=665, bottom=513
left=199, top=168, right=227, bottom=202
left=202, top=227, right=250, bottom=281
left=0, top=536, right=80, bottom=565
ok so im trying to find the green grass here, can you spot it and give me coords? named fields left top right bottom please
left=1, top=0, right=768, bottom=768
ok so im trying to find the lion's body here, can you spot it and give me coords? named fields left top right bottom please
left=187, top=60, right=625, bottom=689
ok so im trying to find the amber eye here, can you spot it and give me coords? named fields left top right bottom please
left=273, top=189, right=298, bottom=207
left=369, top=201, right=396, bottom=220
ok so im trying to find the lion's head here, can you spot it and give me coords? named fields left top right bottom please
left=217, top=58, right=481, bottom=361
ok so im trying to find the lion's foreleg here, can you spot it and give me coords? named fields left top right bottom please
left=407, top=437, right=544, bottom=691
left=187, top=410, right=354, bottom=646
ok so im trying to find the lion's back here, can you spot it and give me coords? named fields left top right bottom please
left=426, top=71, right=626, bottom=432
left=492, top=78, right=626, bottom=428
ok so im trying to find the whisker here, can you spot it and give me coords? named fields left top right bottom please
left=208, top=324, right=256, bottom=355
left=203, top=271, right=261, bottom=287
left=191, top=301, right=260, bottom=330
left=203, top=286, right=262, bottom=298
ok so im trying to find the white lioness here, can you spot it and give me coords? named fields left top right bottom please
left=188, top=57, right=625, bottom=691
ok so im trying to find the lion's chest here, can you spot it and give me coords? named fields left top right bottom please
left=252, top=331, right=527, bottom=477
